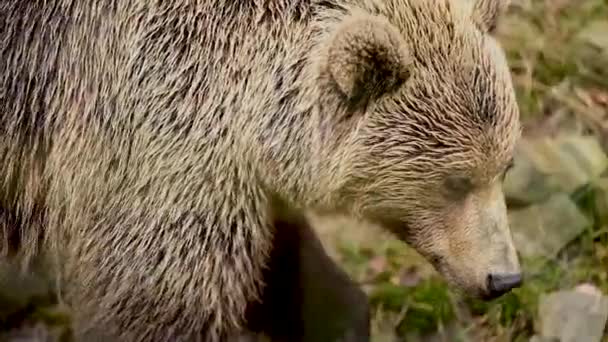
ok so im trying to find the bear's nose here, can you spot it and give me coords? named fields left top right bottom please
left=486, top=273, right=523, bottom=299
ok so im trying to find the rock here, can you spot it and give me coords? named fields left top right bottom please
left=537, top=287, right=608, bottom=342
left=503, top=145, right=557, bottom=205
left=504, top=134, right=608, bottom=205
left=529, top=335, right=559, bottom=342
left=509, top=193, right=590, bottom=260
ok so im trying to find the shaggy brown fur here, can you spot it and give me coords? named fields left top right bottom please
left=1, top=0, right=521, bottom=340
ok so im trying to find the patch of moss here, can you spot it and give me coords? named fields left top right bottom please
left=397, top=279, right=455, bottom=335
left=368, top=278, right=456, bottom=336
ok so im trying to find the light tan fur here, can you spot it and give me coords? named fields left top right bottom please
left=1, top=0, right=520, bottom=340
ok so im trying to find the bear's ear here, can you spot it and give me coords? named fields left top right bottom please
left=325, top=13, right=412, bottom=111
left=470, top=0, right=510, bottom=34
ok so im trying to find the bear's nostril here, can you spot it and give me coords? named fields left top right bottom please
left=485, top=273, right=523, bottom=299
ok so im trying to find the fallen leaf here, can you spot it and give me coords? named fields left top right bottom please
left=575, top=283, right=603, bottom=297
left=589, top=88, right=608, bottom=107
left=367, top=255, right=389, bottom=280
left=395, top=266, right=422, bottom=288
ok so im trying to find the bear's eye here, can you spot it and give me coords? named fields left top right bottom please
left=501, top=158, right=515, bottom=181
left=444, top=176, right=473, bottom=199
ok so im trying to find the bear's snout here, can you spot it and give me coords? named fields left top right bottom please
left=484, top=272, right=523, bottom=300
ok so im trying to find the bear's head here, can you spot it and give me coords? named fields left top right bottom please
left=317, top=0, right=521, bottom=300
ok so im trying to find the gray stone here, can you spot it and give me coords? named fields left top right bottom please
left=538, top=288, right=608, bottom=342
left=509, top=193, right=590, bottom=260
left=504, top=134, right=608, bottom=205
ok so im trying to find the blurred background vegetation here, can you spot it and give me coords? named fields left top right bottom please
left=1, top=0, right=608, bottom=341
left=313, top=0, right=608, bottom=340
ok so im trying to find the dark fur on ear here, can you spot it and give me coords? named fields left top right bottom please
left=471, top=0, right=510, bottom=33
left=325, top=13, right=412, bottom=111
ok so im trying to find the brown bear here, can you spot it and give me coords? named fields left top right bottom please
left=0, top=0, right=522, bottom=341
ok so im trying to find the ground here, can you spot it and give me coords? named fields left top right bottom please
left=1, top=0, right=608, bottom=341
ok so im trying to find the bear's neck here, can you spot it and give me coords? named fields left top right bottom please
left=249, top=86, right=345, bottom=214
left=240, top=6, right=358, bottom=215
left=243, top=67, right=351, bottom=216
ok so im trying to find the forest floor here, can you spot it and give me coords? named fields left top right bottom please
left=1, top=0, right=608, bottom=341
